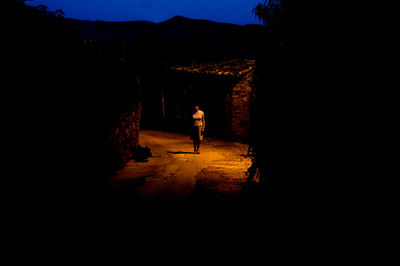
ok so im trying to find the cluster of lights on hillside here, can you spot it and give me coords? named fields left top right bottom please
left=169, top=59, right=256, bottom=77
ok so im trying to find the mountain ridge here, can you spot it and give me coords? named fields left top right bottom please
left=65, top=15, right=264, bottom=63
left=67, top=15, right=262, bottom=27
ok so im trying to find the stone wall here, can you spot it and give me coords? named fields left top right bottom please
left=98, top=103, right=142, bottom=176
left=231, top=72, right=254, bottom=142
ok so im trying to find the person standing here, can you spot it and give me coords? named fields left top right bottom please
left=191, top=105, right=205, bottom=154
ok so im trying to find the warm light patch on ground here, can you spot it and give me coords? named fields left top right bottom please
left=108, top=130, right=252, bottom=200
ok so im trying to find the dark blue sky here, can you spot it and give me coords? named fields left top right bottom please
left=27, top=0, right=263, bottom=25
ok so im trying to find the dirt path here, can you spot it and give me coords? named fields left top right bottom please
left=108, top=130, right=252, bottom=200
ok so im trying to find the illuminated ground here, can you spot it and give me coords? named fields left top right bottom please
left=35, top=130, right=261, bottom=241
left=108, top=130, right=252, bottom=199
left=89, top=130, right=256, bottom=237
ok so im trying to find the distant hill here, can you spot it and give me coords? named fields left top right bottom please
left=65, top=16, right=265, bottom=63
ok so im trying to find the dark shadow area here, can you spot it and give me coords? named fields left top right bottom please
left=131, top=145, right=152, bottom=162
left=30, top=176, right=266, bottom=249
left=248, top=0, right=380, bottom=249
left=9, top=0, right=143, bottom=233
left=167, top=151, right=195, bottom=154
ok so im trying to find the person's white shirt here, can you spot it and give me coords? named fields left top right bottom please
left=193, top=110, right=204, bottom=127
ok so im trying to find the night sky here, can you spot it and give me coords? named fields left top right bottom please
left=27, top=0, right=263, bottom=25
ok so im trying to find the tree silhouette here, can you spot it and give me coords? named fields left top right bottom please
left=253, top=0, right=286, bottom=26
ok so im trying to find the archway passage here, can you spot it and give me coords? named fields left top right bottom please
left=140, top=59, right=255, bottom=142
left=160, top=71, right=236, bottom=140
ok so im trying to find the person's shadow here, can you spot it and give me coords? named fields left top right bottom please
left=167, top=151, right=195, bottom=154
